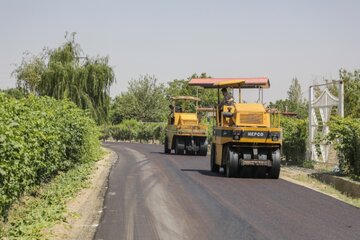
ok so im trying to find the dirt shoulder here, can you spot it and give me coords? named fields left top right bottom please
left=45, top=149, right=117, bottom=239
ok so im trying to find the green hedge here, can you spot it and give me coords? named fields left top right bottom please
left=100, top=121, right=166, bottom=143
left=281, top=117, right=308, bottom=163
left=327, top=117, right=360, bottom=176
left=0, top=94, right=100, bottom=217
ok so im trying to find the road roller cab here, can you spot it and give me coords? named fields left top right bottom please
left=164, top=96, right=208, bottom=156
left=189, top=78, right=282, bottom=178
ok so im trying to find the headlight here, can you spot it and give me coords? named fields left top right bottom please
left=272, top=134, right=279, bottom=141
left=233, top=130, right=242, bottom=140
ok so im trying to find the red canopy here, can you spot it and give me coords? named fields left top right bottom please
left=189, top=77, right=270, bottom=89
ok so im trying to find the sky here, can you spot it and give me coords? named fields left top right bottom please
left=0, top=0, right=359, bottom=103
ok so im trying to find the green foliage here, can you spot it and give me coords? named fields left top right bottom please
left=198, top=115, right=215, bottom=143
left=12, top=52, right=46, bottom=94
left=0, top=88, right=28, bottom=99
left=13, top=33, right=115, bottom=124
left=110, top=75, right=167, bottom=124
left=0, top=93, right=100, bottom=218
left=327, top=116, right=360, bottom=176
left=339, top=69, right=360, bottom=118
left=302, top=160, right=314, bottom=169
left=110, top=73, right=216, bottom=125
left=99, top=124, right=111, bottom=141
left=152, top=122, right=166, bottom=144
left=166, top=73, right=217, bottom=107
left=109, top=120, right=140, bottom=142
left=0, top=159, right=94, bottom=239
left=121, top=119, right=141, bottom=142
left=268, top=98, right=308, bottom=119
left=102, top=121, right=166, bottom=143
left=110, top=93, right=137, bottom=124
left=287, top=78, right=304, bottom=105
left=109, top=124, right=128, bottom=141
left=281, top=116, right=308, bottom=163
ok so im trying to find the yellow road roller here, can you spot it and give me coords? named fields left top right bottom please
left=164, top=96, right=208, bottom=156
left=189, top=78, right=282, bottom=178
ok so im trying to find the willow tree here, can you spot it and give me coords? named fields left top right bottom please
left=14, top=33, right=115, bottom=124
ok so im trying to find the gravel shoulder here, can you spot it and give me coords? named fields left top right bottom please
left=45, top=148, right=117, bottom=239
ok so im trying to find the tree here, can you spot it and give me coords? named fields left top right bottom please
left=166, top=73, right=217, bottom=107
left=110, top=73, right=217, bottom=125
left=268, top=77, right=307, bottom=118
left=268, top=99, right=293, bottom=112
left=311, top=69, right=360, bottom=118
left=287, top=78, right=303, bottom=105
left=110, top=93, right=137, bottom=124
left=12, top=52, right=45, bottom=94
left=110, top=75, right=167, bottom=124
left=339, top=69, right=360, bottom=118
left=13, top=32, right=115, bottom=124
left=327, top=117, right=360, bottom=176
left=166, top=79, right=196, bottom=98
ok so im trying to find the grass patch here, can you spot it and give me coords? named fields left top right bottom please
left=302, top=160, right=315, bottom=169
left=0, top=160, right=96, bottom=239
left=349, top=174, right=360, bottom=182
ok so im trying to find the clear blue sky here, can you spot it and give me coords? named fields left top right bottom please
left=0, top=0, right=359, bottom=103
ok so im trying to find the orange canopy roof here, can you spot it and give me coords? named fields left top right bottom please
left=189, top=77, right=270, bottom=89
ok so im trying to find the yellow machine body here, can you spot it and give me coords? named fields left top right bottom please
left=189, top=77, right=282, bottom=178
left=213, top=103, right=282, bottom=167
left=164, top=96, right=208, bottom=155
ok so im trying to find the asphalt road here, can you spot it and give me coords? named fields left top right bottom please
left=94, top=142, right=360, bottom=240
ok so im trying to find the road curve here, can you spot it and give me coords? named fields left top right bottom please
left=94, top=142, right=360, bottom=240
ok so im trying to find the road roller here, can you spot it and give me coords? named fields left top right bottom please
left=164, top=96, right=208, bottom=156
left=189, top=78, right=282, bottom=178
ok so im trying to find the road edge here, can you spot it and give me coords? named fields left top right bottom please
left=45, top=147, right=118, bottom=239
left=280, top=167, right=360, bottom=208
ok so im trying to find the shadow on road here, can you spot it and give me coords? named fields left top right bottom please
left=181, top=169, right=223, bottom=177
left=150, top=152, right=208, bottom=158
left=150, top=151, right=165, bottom=155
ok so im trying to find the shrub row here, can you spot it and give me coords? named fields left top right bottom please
left=327, top=117, right=360, bottom=176
left=281, top=117, right=308, bottom=163
left=0, top=93, right=100, bottom=217
left=100, top=120, right=166, bottom=143
left=100, top=119, right=215, bottom=144
left=280, top=115, right=360, bottom=176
